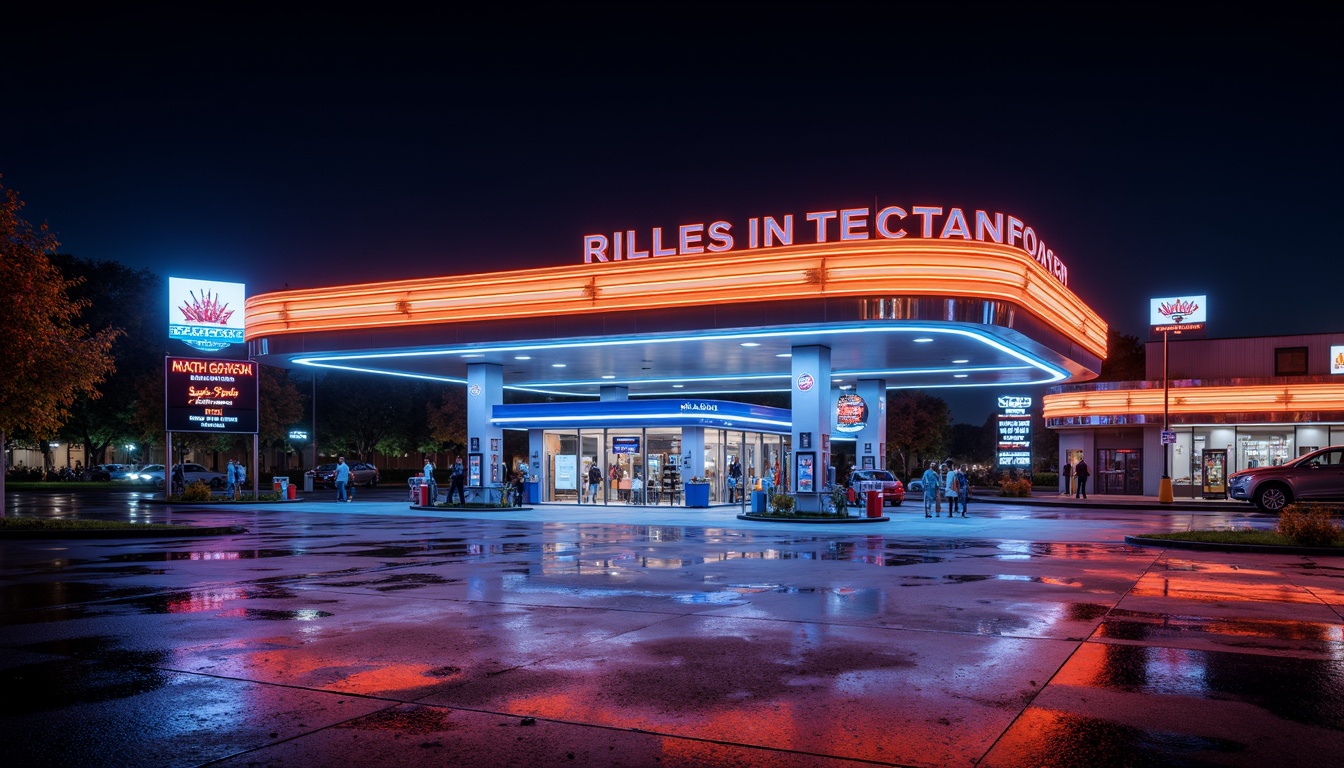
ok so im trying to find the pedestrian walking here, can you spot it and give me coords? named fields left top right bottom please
left=921, top=461, right=941, bottom=518
left=1074, top=458, right=1090, bottom=499
left=226, top=459, right=237, bottom=499
left=235, top=461, right=246, bottom=499
left=630, top=472, right=644, bottom=504
left=946, top=464, right=963, bottom=517
left=1060, top=461, right=1072, bottom=496
left=423, top=456, right=437, bottom=505
left=448, top=457, right=467, bottom=505
left=727, top=457, right=742, bottom=503
left=586, top=460, right=602, bottom=503
left=955, top=464, right=970, bottom=517
left=334, top=456, right=351, bottom=502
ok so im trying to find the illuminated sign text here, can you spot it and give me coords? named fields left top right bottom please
left=584, top=205, right=1069, bottom=286
left=165, top=356, right=259, bottom=433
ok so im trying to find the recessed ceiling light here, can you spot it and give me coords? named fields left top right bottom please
left=672, top=384, right=684, bottom=388
left=952, top=359, right=969, bottom=364
left=740, top=342, right=760, bottom=347
left=514, top=355, right=531, bottom=360
left=461, top=353, right=485, bottom=358
left=601, top=375, right=616, bottom=380
left=839, top=384, right=854, bottom=390
left=551, top=363, right=566, bottom=368
left=776, top=353, right=792, bottom=358
left=913, top=338, right=934, bottom=343
left=953, top=374, right=969, bottom=378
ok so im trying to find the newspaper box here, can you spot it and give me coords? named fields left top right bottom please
left=272, top=476, right=290, bottom=496
left=408, top=476, right=426, bottom=503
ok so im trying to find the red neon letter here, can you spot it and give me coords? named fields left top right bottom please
left=806, top=210, right=837, bottom=242
left=912, top=206, right=942, bottom=238
left=707, top=221, right=733, bottom=252
left=651, top=227, right=677, bottom=257
left=583, top=234, right=609, bottom=263
left=875, top=206, right=907, bottom=238
left=679, top=223, right=704, bottom=255
left=840, top=208, right=869, bottom=241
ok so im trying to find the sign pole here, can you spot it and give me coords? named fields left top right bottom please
left=1159, top=330, right=1173, bottom=503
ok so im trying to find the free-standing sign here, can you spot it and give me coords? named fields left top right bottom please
left=995, top=395, right=1032, bottom=468
left=1150, top=295, right=1207, bottom=334
left=164, top=357, right=258, bottom=433
left=168, top=277, right=246, bottom=352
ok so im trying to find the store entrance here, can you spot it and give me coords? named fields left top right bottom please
left=1096, top=448, right=1142, bottom=495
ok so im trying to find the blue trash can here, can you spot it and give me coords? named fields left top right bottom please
left=751, top=490, right=767, bottom=513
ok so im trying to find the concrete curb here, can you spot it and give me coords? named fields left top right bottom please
left=736, top=514, right=890, bottom=524
left=1124, top=535, right=1344, bottom=557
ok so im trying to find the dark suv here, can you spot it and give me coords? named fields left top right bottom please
left=1228, top=445, right=1344, bottom=511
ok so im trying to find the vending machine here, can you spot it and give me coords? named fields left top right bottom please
left=1201, top=449, right=1228, bottom=499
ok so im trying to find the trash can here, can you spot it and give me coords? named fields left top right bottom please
left=525, top=480, right=540, bottom=504
left=866, top=490, right=882, bottom=517
left=273, top=477, right=289, bottom=496
left=408, top=476, right=424, bottom=503
left=751, top=490, right=767, bottom=513
left=303, top=474, right=314, bottom=493
left=287, top=483, right=297, bottom=500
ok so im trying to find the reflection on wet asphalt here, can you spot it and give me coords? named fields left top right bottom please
left=0, top=493, right=1341, bottom=766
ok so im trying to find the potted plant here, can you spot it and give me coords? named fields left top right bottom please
left=769, top=492, right=796, bottom=515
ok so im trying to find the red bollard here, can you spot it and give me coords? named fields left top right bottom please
left=866, top=490, right=883, bottom=518
left=419, top=482, right=430, bottom=506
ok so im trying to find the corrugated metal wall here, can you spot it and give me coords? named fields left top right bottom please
left=1146, top=333, right=1344, bottom=380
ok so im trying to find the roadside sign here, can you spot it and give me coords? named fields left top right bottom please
left=1161, top=430, right=1177, bottom=445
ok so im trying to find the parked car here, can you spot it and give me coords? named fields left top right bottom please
left=86, top=463, right=134, bottom=481
left=1228, top=445, right=1344, bottom=512
left=130, top=463, right=227, bottom=489
left=306, top=461, right=381, bottom=488
left=848, top=469, right=905, bottom=506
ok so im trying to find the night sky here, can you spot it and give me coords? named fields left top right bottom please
left=5, top=5, right=1341, bottom=420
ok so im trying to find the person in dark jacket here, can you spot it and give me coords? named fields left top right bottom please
left=1074, top=459, right=1090, bottom=499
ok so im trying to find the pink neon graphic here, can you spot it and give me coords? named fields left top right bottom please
left=178, top=289, right=235, bottom=325
left=1157, top=299, right=1200, bottom=323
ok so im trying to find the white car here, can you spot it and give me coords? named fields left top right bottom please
left=131, top=463, right=228, bottom=489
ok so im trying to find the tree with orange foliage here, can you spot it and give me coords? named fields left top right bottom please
left=0, top=179, right=118, bottom=515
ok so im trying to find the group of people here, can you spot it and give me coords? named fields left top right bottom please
left=225, top=459, right=247, bottom=500
left=919, top=460, right=970, bottom=518
left=416, top=456, right=467, bottom=505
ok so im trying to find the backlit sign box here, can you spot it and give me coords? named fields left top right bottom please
left=996, top=394, right=1032, bottom=468
left=1331, top=346, right=1344, bottom=375
left=1150, top=295, right=1207, bottom=334
left=169, top=277, right=246, bottom=352
left=612, top=436, right=641, bottom=454
left=164, top=357, right=258, bottom=433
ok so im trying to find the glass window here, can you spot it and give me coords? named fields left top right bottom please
left=1235, top=427, right=1294, bottom=469
left=1275, top=347, right=1308, bottom=376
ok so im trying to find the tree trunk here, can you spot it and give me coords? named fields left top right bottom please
left=1, top=430, right=7, bottom=517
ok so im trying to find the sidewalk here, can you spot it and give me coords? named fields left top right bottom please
left=989, top=489, right=1247, bottom=512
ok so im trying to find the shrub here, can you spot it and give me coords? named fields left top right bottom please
left=998, top=473, right=1033, bottom=497
left=1033, top=472, right=1058, bottom=488
left=180, top=480, right=213, bottom=502
left=770, top=493, right=796, bottom=514
left=1277, top=504, right=1342, bottom=547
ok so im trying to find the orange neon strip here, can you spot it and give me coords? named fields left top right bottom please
left=1043, top=383, right=1344, bottom=420
left=245, top=240, right=1108, bottom=359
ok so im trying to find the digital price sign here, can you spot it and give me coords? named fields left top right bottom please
left=165, top=357, right=259, bottom=433
left=996, top=394, right=1032, bottom=468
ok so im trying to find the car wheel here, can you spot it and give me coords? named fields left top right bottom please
left=892, top=500, right=902, bottom=506
left=1254, top=484, right=1291, bottom=513
left=371, top=477, right=379, bottom=487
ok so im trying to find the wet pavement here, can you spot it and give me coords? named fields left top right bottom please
left=2, top=489, right=1342, bottom=766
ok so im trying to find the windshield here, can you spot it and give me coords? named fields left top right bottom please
left=860, top=470, right=896, bottom=481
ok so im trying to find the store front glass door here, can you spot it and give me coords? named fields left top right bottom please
left=1096, top=449, right=1142, bottom=495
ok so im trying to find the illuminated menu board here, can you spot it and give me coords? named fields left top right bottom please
left=996, top=395, right=1032, bottom=468
left=164, top=357, right=259, bottom=433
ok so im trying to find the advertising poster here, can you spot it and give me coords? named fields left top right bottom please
left=468, top=454, right=483, bottom=486
left=164, top=357, right=258, bottom=433
left=796, top=452, right=815, bottom=493
left=168, top=277, right=246, bottom=352
left=555, top=454, right=577, bottom=490
left=1149, top=295, right=1208, bottom=335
